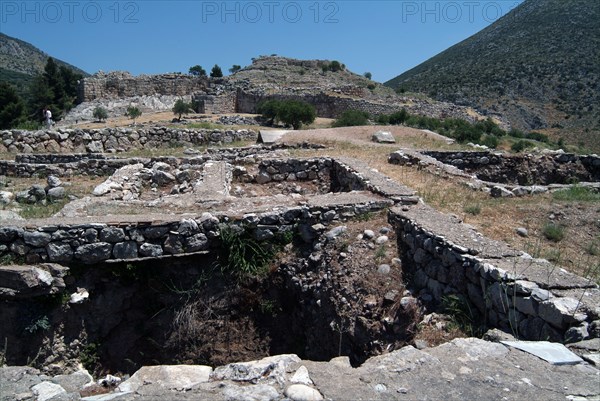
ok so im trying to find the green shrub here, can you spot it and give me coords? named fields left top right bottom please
left=125, top=106, right=141, bottom=123
left=508, top=129, right=524, bottom=138
left=257, top=99, right=315, bottom=129
left=332, top=110, right=370, bottom=127
left=542, top=222, right=564, bottom=242
left=328, top=60, right=343, bottom=72
left=388, top=109, right=409, bottom=125
left=92, top=106, right=108, bottom=122
left=511, top=140, right=532, bottom=152
left=463, top=204, right=481, bottom=215
left=455, top=125, right=482, bottom=143
left=480, top=135, right=500, bottom=149
left=277, top=100, right=316, bottom=129
left=172, top=99, right=192, bottom=121
left=526, top=131, right=549, bottom=143
left=257, top=99, right=280, bottom=125
left=375, top=114, right=390, bottom=125
left=367, top=83, right=376, bottom=90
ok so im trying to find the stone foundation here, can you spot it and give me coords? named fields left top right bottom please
left=388, top=204, right=599, bottom=343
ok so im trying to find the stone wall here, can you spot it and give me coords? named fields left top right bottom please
left=0, top=127, right=257, bottom=155
left=388, top=204, right=599, bottom=343
left=235, top=91, right=407, bottom=119
left=0, top=200, right=389, bottom=266
left=0, top=144, right=322, bottom=178
left=420, top=150, right=600, bottom=185
left=78, top=72, right=208, bottom=102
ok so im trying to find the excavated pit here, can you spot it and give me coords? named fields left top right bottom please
left=0, top=150, right=421, bottom=375
left=0, top=215, right=414, bottom=375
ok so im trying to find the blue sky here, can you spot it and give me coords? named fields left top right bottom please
left=1, top=0, right=524, bottom=82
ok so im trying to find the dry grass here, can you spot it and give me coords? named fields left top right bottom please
left=286, top=132, right=599, bottom=279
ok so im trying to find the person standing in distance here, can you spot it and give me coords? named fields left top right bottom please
left=43, top=107, right=52, bottom=129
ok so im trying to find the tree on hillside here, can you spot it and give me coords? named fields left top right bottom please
left=29, top=58, right=82, bottom=122
left=0, top=82, right=26, bottom=129
left=125, top=106, right=142, bottom=125
left=210, top=64, right=223, bottom=78
left=229, top=65, right=242, bottom=74
left=172, top=99, right=192, bottom=121
left=364, top=72, right=372, bottom=80
left=93, top=106, right=108, bottom=122
left=257, top=99, right=281, bottom=125
left=29, top=75, right=54, bottom=122
left=277, top=100, right=316, bottom=129
left=257, top=99, right=316, bottom=129
left=189, top=65, right=207, bottom=77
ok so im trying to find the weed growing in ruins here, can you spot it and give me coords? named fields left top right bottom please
left=19, top=199, right=69, bottom=219
left=80, top=343, right=101, bottom=373
left=24, top=315, right=50, bottom=334
left=218, top=224, right=292, bottom=282
left=542, top=222, right=565, bottom=242
left=374, top=244, right=387, bottom=261
left=258, top=299, right=280, bottom=316
left=441, top=294, right=484, bottom=338
left=0, top=253, right=24, bottom=265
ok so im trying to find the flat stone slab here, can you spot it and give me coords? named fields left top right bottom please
left=257, top=130, right=288, bottom=144
left=501, top=341, right=584, bottom=365
left=372, top=131, right=396, bottom=144
left=481, top=256, right=596, bottom=290
left=193, top=161, right=232, bottom=200
left=336, top=157, right=415, bottom=198
left=390, top=204, right=520, bottom=258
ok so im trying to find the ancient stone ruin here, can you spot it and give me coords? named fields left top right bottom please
left=1, top=109, right=599, bottom=399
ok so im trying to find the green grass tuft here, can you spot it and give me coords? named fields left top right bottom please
left=552, top=185, right=600, bottom=202
left=542, top=222, right=565, bottom=242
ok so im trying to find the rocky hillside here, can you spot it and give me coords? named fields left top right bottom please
left=0, top=33, right=88, bottom=94
left=385, top=0, right=600, bottom=148
left=228, top=55, right=398, bottom=101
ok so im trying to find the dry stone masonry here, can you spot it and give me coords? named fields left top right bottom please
left=390, top=149, right=600, bottom=196
left=388, top=203, right=599, bottom=343
left=0, top=127, right=257, bottom=155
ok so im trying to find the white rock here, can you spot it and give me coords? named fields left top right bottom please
left=375, top=235, right=389, bottom=245
left=31, top=382, right=67, bottom=401
left=285, top=384, right=324, bottom=401
left=92, top=181, right=122, bottom=196
left=118, top=365, right=212, bottom=392
left=69, top=288, right=90, bottom=304
left=0, top=190, right=14, bottom=205
left=290, top=366, right=313, bottom=385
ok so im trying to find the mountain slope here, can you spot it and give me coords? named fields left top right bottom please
left=0, top=33, right=88, bottom=95
left=385, top=0, right=600, bottom=148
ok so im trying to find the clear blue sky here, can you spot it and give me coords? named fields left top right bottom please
left=1, top=0, right=524, bottom=82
